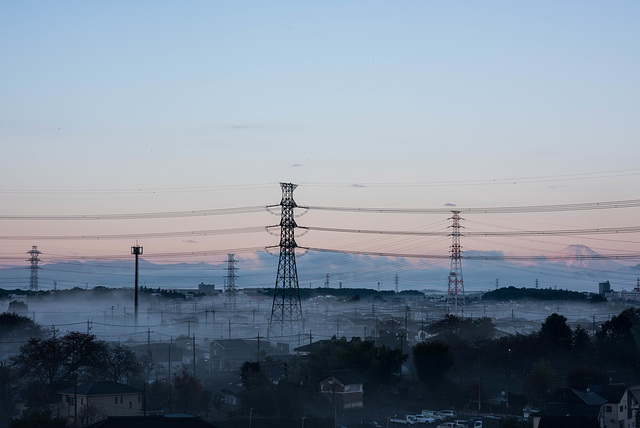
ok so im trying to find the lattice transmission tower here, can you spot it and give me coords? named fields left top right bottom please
left=27, top=245, right=41, bottom=292
left=268, top=182, right=303, bottom=340
left=225, top=253, right=238, bottom=309
left=447, top=211, right=465, bottom=315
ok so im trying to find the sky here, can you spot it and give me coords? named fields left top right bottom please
left=1, top=1, right=640, bottom=274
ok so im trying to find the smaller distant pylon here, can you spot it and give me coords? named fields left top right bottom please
left=225, top=254, right=238, bottom=309
left=27, top=246, right=42, bottom=292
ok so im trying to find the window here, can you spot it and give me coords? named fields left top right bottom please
left=120, top=396, right=123, bottom=404
left=620, top=405, right=624, bottom=412
left=606, top=406, right=613, bottom=412
left=115, top=397, right=118, bottom=404
left=129, top=401, right=132, bottom=409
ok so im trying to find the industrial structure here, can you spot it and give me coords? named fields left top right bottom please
left=447, top=211, right=465, bottom=315
left=268, top=182, right=303, bottom=341
left=131, top=244, right=143, bottom=321
left=225, top=253, right=238, bottom=309
left=27, top=245, right=41, bottom=292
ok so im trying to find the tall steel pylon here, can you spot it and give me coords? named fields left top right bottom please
left=225, top=253, right=238, bottom=309
left=268, top=182, right=303, bottom=340
left=27, top=245, right=41, bottom=292
left=447, top=211, right=465, bottom=315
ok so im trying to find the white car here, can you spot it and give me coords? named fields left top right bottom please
left=421, top=411, right=446, bottom=422
left=436, top=423, right=465, bottom=428
left=413, top=415, right=436, bottom=424
left=438, top=410, right=457, bottom=419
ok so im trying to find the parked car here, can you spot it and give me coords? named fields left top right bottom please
left=413, top=415, right=436, bottom=424
left=436, top=422, right=465, bottom=428
left=438, top=410, right=457, bottom=419
left=390, top=415, right=417, bottom=425
left=421, top=410, right=446, bottom=422
left=361, top=420, right=382, bottom=428
left=436, top=421, right=468, bottom=428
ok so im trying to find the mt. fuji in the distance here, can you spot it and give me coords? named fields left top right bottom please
left=548, top=244, right=626, bottom=271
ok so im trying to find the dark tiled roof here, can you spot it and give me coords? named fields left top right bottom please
left=547, top=388, right=604, bottom=405
left=538, top=415, right=601, bottom=428
left=293, top=340, right=332, bottom=353
left=58, top=382, right=141, bottom=396
left=543, top=402, right=602, bottom=418
left=210, top=339, right=258, bottom=350
left=598, top=384, right=629, bottom=403
left=323, top=369, right=366, bottom=386
left=85, top=415, right=216, bottom=428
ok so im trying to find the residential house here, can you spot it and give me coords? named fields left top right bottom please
left=320, top=369, right=365, bottom=409
left=57, top=382, right=142, bottom=426
left=293, top=340, right=333, bottom=356
left=592, top=384, right=638, bottom=428
left=210, top=339, right=260, bottom=370
left=532, top=387, right=604, bottom=428
left=533, top=385, right=638, bottom=428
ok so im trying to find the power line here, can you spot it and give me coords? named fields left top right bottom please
left=301, top=225, right=640, bottom=237
left=2, top=198, right=639, bottom=221
left=0, top=246, right=268, bottom=262
left=0, top=225, right=271, bottom=240
left=0, top=205, right=271, bottom=221
left=304, top=247, right=640, bottom=262
left=301, top=198, right=640, bottom=214
left=298, top=168, right=640, bottom=188
left=0, top=183, right=276, bottom=195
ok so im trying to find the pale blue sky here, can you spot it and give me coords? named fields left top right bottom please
left=1, top=1, right=639, bottom=263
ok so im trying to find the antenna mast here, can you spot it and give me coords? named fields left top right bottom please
left=131, top=244, right=143, bottom=321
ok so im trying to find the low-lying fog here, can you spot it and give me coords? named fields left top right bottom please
left=1, top=288, right=634, bottom=355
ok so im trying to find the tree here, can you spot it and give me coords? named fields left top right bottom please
left=102, top=343, right=140, bottom=384
left=240, top=361, right=268, bottom=389
left=0, top=312, right=43, bottom=342
left=523, top=360, right=557, bottom=407
left=412, top=341, right=454, bottom=390
left=571, top=325, right=591, bottom=355
left=77, top=401, right=107, bottom=427
left=6, top=301, right=28, bottom=315
left=567, top=366, right=607, bottom=390
left=298, top=337, right=405, bottom=389
left=0, top=363, right=17, bottom=427
left=428, top=315, right=496, bottom=344
left=146, top=379, right=171, bottom=413
left=172, top=369, right=210, bottom=416
left=62, top=332, right=109, bottom=380
left=539, top=313, right=572, bottom=348
left=596, top=308, right=640, bottom=368
left=10, top=331, right=109, bottom=405
left=8, top=408, right=66, bottom=428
